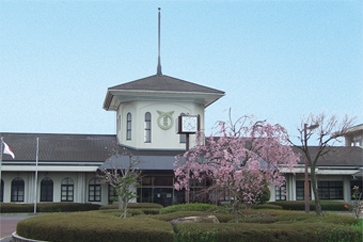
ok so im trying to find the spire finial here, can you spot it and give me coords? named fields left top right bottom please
left=157, top=7, right=162, bottom=75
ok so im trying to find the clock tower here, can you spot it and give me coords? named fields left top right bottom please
left=103, top=75, right=224, bottom=150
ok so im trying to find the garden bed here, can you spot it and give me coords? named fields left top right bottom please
left=16, top=203, right=362, bottom=242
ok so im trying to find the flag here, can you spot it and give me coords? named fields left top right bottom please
left=3, top=141, right=15, bottom=159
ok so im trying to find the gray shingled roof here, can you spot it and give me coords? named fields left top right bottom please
left=2, top=133, right=361, bottom=170
left=0, top=133, right=116, bottom=162
left=294, top=146, right=363, bottom=167
left=108, top=75, right=225, bottom=94
left=103, top=74, right=225, bottom=110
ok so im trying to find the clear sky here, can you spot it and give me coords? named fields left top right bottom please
left=1, top=1, right=362, bottom=144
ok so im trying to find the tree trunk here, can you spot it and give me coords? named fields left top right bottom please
left=234, top=196, right=239, bottom=224
left=310, top=164, right=323, bottom=216
left=118, top=195, right=123, bottom=210
left=123, top=197, right=128, bottom=219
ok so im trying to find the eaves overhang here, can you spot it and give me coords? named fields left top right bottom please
left=280, top=165, right=363, bottom=176
left=103, top=89, right=224, bottom=111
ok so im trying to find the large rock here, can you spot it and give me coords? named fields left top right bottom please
left=169, top=215, right=220, bottom=226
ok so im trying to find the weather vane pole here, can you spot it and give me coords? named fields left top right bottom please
left=157, top=7, right=162, bottom=75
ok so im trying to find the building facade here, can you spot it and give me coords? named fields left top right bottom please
left=1, top=74, right=362, bottom=206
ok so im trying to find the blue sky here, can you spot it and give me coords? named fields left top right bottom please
left=0, top=1, right=362, bottom=144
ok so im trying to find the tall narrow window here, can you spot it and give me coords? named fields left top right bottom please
left=61, top=178, right=74, bottom=202
left=41, top=177, right=53, bottom=202
left=296, top=180, right=311, bottom=201
left=89, top=178, right=101, bottom=202
left=144, top=112, right=151, bottom=143
left=11, top=177, right=24, bottom=202
left=275, top=186, right=286, bottom=201
left=127, top=113, right=132, bottom=140
left=0, top=179, right=4, bottom=202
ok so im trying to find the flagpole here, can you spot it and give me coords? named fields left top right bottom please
left=0, top=137, right=3, bottom=185
left=34, top=137, right=39, bottom=214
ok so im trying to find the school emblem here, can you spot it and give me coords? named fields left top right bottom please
left=157, top=111, right=174, bottom=130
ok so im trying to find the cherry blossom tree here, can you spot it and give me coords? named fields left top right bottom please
left=174, top=109, right=299, bottom=223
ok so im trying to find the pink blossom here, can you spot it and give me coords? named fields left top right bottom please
left=174, top=110, right=299, bottom=207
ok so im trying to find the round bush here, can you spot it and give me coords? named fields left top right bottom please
left=17, top=212, right=174, bottom=242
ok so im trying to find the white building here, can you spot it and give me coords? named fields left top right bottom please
left=1, top=79, right=362, bottom=206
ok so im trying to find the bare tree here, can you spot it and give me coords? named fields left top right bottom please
left=98, top=142, right=141, bottom=219
left=289, top=112, right=356, bottom=216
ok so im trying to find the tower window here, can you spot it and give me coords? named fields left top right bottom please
left=127, top=113, right=132, bottom=140
left=145, top=112, right=151, bottom=143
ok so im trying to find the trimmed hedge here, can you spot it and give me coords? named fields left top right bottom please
left=17, top=212, right=174, bottom=242
left=15, top=207, right=361, bottom=242
left=268, top=201, right=350, bottom=211
left=159, top=203, right=217, bottom=214
left=174, top=222, right=362, bottom=242
left=99, top=202, right=163, bottom=210
left=95, top=208, right=145, bottom=217
left=255, top=204, right=282, bottom=210
left=141, top=208, right=161, bottom=215
left=151, top=211, right=211, bottom=222
left=233, top=209, right=359, bottom=225
left=0, top=202, right=100, bottom=213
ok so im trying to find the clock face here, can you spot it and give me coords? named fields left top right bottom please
left=181, top=116, right=198, bottom=133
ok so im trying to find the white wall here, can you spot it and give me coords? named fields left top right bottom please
left=116, top=100, right=204, bottom=150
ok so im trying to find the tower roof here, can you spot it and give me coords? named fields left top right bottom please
left=103, top=74, right=225, bottom=111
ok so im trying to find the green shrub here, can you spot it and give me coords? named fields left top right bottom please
left=213, top=213, right=235, bottom=223
left=128, top=203, right=163, bottom=209
left=255, top=204, right=282, bottom=210
left=95, top=208, right=145, bottom=217
left=234, top=209, right=359, bottom=226
left=159, top=203, right=216, bottom=214
left=141, top=208, right=161, bottom=215
left=99, top=202, right=163, bottom=210
left=268, top=201, right=350, bottom=211
left=0, top=203, right=100, bottom=213
left=152, top=211, right=211, bottom=222
left=174, top=222, right=362, bottom=242
left=17, top=212, right=174, bottom=242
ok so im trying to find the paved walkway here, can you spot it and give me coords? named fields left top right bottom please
left=0, top=214, right=38, bottom=242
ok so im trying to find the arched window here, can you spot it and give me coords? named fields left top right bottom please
left=41, top=177, right=53, bottom=202
left=127, top=113, right=132, bottom=140
left=144, top=112, right=151, bottom=143
left=61, top=178, right=74, bottom=202
left=11, top=177, right=24, bottom=202
left=89, top=178, right=101, bottom=202
left=0, top=179, right=4, bottom=202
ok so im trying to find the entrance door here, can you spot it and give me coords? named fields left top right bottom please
left=153, top=188, right=173, bottom=207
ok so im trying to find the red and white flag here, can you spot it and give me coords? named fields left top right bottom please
left=3, top=141, right=15, bottom=159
